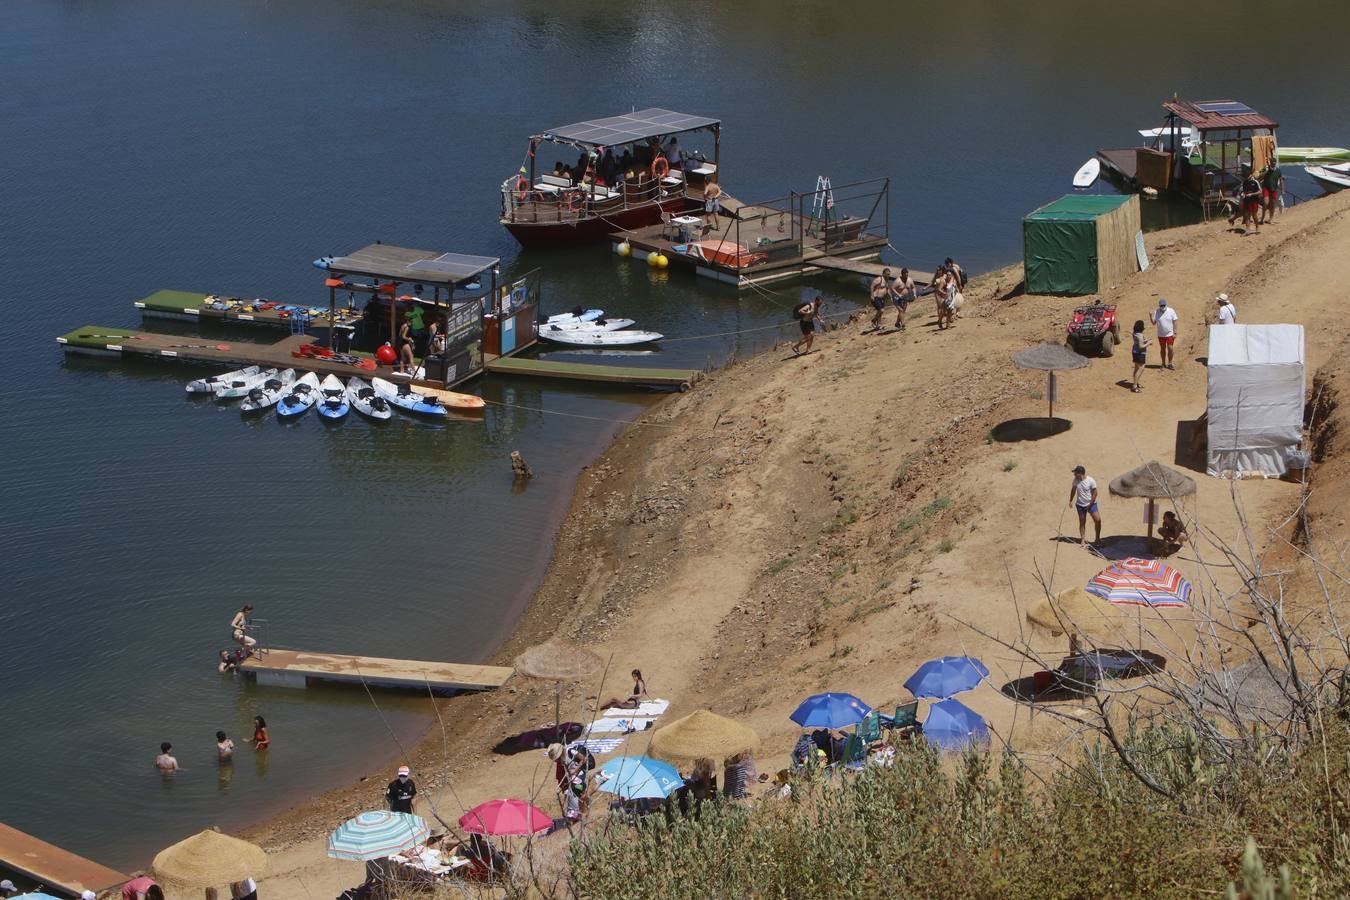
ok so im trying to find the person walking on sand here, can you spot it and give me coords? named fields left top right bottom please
left=1069, top=465, right=1102, bottom=544
left=1216, top=293, right=1238, bottom=324
left=1150, top=297, right=1178, bottom=370
left=868, top=269, right=891, bottom=331
left=791, top=295, right=823, bottom=356
left=1261, top=157, right=1283, bottom=225
left=231, top=604, right=257, bottom=654
left=386, top=765, right=417, bottom=813
left=1130, top=320, right=1150, bottom=393
left=891, top=267, right=915, bottom=330
left=248, top=715, right=269, bottom=751
left=1237, top=165, right=1262, bottom=234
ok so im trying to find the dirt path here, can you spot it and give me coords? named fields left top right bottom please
left=253, top=190, right=1350, bottom=898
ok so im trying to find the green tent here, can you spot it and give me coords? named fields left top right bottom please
left=1022, top=194, right=1140, bottom=296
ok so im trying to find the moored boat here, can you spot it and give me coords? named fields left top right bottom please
left=346, top=377, right=393, bottom=421
left=187, top=365, right=260, bottom=394
left=1306, top=164, right=1350, bottom=192
left=239, top=368, right=297, bottom=414
left=214, top=367, right=277, bottom=400
left=372, top=376, right=447, bottom=418
left=545, top=317, right=636, bottom=332
left=277, top=371, right=320, bottom=418
left=1278, top=147, right=1350, bottom=163
left=316, top=374, right=350, bottom=420
left=539, top=328, right=663, bottom=347
left=500, top=108, right=721, bottom=247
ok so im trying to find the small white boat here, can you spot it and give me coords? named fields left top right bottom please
left=372, top=376, right=447, bottom=417
left=316, top=373, right=350, bottom=420
left=1306, top=164, right=1350, bottom=192
left=539, top=328, right=663, bottom=346
left=276, top=371, right=320, bottom=418
left=346, top=377, right=393, bottom=421
left=187, top=365, right=260, bottom=395
left=1278, top=147, right=1350, bottom=163
left=544, top=317, right=636, bottom=332
left=1072, top=158, right=1100, bottom=189
left=239, top=368, right=296, bottom=414
left=214, top=367, right=277, bottom=400
left=546, top=308, right=603, bottom=324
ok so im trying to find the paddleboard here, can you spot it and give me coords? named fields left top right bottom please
left=539, top=329, right=663, bottom=346
left=416, top=384, right=486, bottom=411
left=546, top=317, right=636, bottom=332
left=546, top=308, right=603, bottom=324
left=1072, top=158, right=1101, bottom=189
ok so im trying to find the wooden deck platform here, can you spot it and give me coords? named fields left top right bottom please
left=1097, top=148, right=1140, bottom=186
left=135, top=288, right=362, bottom=333
left=485, top=355, right=700, bottom=389
left=240, top=649, right=514, bottom=692
left=0, top=822, right=128, bottom=896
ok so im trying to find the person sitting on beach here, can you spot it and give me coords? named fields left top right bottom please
left=231, top=604, right=256, bottom=654
left=155, top=742, right=179, bottom=773
left=593, top=669, right=648, bottom=711
left=1158, top=511, right=1188, bottom=553
left=121, top=876, right=165, bottom=900
left=216, top=730, right=234, bottom=761
left=464, top=833, right=512, bottom=871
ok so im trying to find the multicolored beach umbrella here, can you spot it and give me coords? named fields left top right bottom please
left=1085, top=557, right=1191, bottom=608
left=924, top=698, right=991, bottom=752
left=326, top=810, right=429, bottom=860
left=789, top=692, right=872, bottom=729
left=904, top=656, right=990, bottom=698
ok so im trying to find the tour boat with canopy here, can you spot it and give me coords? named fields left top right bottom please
left=500, top=107, right=722, bottom=247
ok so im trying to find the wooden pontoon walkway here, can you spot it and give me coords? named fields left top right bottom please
left=240, top=649, right=514, bottom=692
left=485, top=355, right=700, bottom=389
left=134, top=289, right=362, bottom=332
left=0, top=822, right=128, bottom=897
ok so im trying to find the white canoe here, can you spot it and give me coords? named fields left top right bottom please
left=346, top=377, right=393, bottom=421
left=539, top=329, right=663, bottom=346
left=1072, top=158, right=1100, bottom=189
left=187, top=365, right=260, bottom=394
left=546, top=308, right=603, bottom=324
left=214, top=367, right=277, bottom=400
left=1306, top=165, right=1350, bottom=192
left=544, top=317, right=636, bottom=332
left=372, top=376, right=447, bottom=417
left=239, top=368, right=297, bottom=414
left=317, top=373, right=350, bottom=420
left=1278, top=147, right=1350, bottom=163
left=276, top=371, right=321, bottom=418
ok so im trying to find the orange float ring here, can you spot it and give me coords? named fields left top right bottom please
left=650, top=156, right=670, bottom=179
left=565, top=190, right=582, bottom=212
left=513, top=175, right=529, bottom=201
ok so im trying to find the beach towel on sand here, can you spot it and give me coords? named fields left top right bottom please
left=603, top=699, right=670, bottom=718
left=568, top=737, right=625, bottom=755
left=585, top=717, right=658, bottom=735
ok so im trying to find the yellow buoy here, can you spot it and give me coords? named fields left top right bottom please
left=646, top=251, right=660, bottom=267
left=617, top=241, right=632, bottom=257
left=655, top=253, right=669, bottom=269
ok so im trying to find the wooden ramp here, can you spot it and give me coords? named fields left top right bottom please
left=485, top=355, right=700, bottom=390
left=240, top=649, right=513, bottom=692
left=0, top=822, right=128, bottom=896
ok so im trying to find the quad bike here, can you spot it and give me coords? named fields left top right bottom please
left=1065, top=303, right=1121, bottom=357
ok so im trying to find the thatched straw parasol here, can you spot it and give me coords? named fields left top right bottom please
left=151, top=828, right=268, bottom=891
left=1027, top=587, right=1124, bottom=641
left=1013, top=343, right=1091, bottom=418
left=1109, top=460, right=1197, bottom=540
left=648, top=710, right=761, bottom=765
left=513, top=639, right=604, bottom=730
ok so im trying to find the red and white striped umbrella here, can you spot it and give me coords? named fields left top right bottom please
left=1084, top=557, right=1191, bottom=608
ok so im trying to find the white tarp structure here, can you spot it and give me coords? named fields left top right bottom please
left=1206, top=324, right=1305, bottom=478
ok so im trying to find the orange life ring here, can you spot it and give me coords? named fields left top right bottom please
left=565, top=190, right=582, bottom=212
left=513, top=175, right=528, bottom=201
left=650, top=156, right=670, bottom=179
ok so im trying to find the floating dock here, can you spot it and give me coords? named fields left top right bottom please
left=0, top=822, right=128, bottom=897
left=134, top=288, right=362, bottom=334
left=485, top=355, right=701, bottom=390
left=240, top=649, right=514, bottom=692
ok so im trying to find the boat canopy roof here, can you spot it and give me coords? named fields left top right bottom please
left=540, top=107, right=719, bottom=148
left=326, top=244, right=498, bottom=286
left=1162, top=98, right=1277, bottom=132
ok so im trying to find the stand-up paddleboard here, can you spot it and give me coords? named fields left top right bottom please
left=546, top=308, right=603, bottom=324
left=546, top=317, right=636, bottom=332
left=277, top=371, right=320, bottom=418
left=539, top=328, right=663, bottom=346
left=346, top=377, right=393, bottom=421
left=187, top=365, right=260, bottom=395
left=1072, top=158, right=1101, bottom=189
left=316, top=373, right=350, bottom=420
left=372, top=376, right=447, bottom=417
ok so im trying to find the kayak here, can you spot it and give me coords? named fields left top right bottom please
left=1277, top=147, right=1350, bottom=162
left=214, top=367, right=277, bottom=400
left=1072, top=158, right=1100, bottom=189
left=545, top=308, right=603, bottom=324
left=545, top=317, right=636, bottom=332
left=417, top=384, right=486, bottom=411
left=372, top=376, right=447, bottom=417
left=346, top=377, right=393, bottom=421
left=316, top=373, right=350, bottom=420
left=187, top=365, right=260, bottom=394
left=276, top=371, right=321, bottom=418
left=239, top=368, right=297, bottom=414
left=539, top=329, right=663, bottom=346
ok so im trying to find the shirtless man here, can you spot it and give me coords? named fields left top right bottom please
left=868, top=269, right=892, bottom=331
left=703, top=178, right=724, bottom=231
left=791, top=294, right=823, bottom=356
left=891, top=267, right=916, bottom=330
left=231, top=604, right=256, bottom=653
left=155, top=742, right=179, bottom=773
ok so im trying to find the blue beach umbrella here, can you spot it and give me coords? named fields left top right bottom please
left=13, top=894, right=64, bottom=900
left=596, top=755, right=684, bottom=800
left=924, top=698, right=991, bottom=752
left=789, top=692, right=872, bottom=729
left=904, top=655, right=990, bottom=698
left=327, top=810, right=430, bottom=860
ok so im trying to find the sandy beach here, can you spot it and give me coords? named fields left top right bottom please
left=242, top=187, right=1350, bottom=897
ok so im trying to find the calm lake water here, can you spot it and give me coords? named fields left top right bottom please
left=3, top=0, right=1348, bottom=870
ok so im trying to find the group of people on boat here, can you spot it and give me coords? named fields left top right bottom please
left=547, top=134, right=696, bottom=192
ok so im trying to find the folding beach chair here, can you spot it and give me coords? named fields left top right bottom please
left=856, top=710, right=883, bottom=746
left=881, top=701, right=922, bottom=740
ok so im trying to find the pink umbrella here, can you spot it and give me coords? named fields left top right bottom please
left=459, top=799, right=553, bottom=836
left=1085, top=557, right=1191, bottom=608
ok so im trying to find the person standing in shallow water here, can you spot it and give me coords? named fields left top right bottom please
left=248, top=715, right=269, bottom=751
left=155, top=742, right=179, bottom=773
left=216, top=730, right=234, bottom=761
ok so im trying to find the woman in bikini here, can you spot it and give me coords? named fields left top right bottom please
left=594, top=669, right=648, bottom=711
left=248, top=715, right=270, bottom=751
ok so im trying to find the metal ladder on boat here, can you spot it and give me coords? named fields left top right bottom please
left=808, top=175, right=834, bottom=238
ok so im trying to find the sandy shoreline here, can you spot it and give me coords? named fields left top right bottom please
left=237, top=188, right=1350, bottom=897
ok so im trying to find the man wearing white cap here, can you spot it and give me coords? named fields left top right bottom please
left=386, top=765, right=417, bottom=814
left=1216, top=293, right=1237, bottom=324
left=1150, top=297, right=1179, bottom=370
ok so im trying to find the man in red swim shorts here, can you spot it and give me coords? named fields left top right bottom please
left=1150, top=297, right=1178, bottom=370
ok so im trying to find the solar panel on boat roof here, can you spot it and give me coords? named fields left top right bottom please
left=407, top=252, right=496, bottom=278
left=1196, top=101, right=1256, bottom=116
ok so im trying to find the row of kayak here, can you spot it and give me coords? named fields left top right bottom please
left=538, top=307, right=663, bottom=346
left=185, top=366, right=485, bottom=419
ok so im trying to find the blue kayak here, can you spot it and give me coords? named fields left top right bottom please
left=316, top=373, right=350, bottom=420
left=372, top=376, right=447, bottom=418
left=277, top=371, right=320, bottom=418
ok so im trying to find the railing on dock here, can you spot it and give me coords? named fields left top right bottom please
left=501, top=173, right=681, bottom=225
